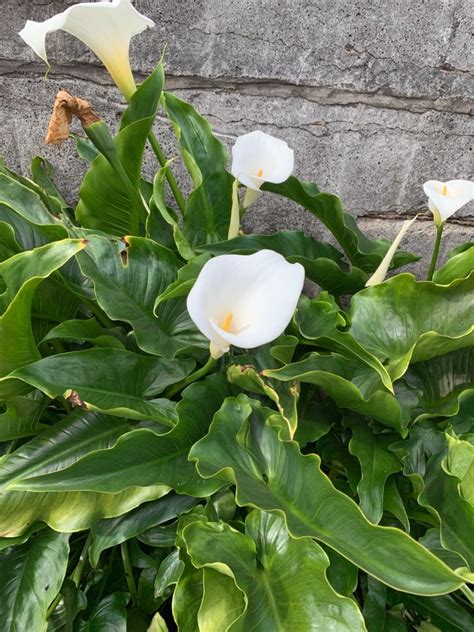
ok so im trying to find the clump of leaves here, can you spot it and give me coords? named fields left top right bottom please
left=1, top=28, right=473, bottom=632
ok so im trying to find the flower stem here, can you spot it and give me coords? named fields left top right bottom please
left=47, top=533, right=92, bottom=619
left=121, top=541, right=138, bottom=603
left=427, top=222, right=444, bottom=281
left=148, top=132, right=186, bottom=214
left=70, top=532, right=93, bottom=587
left=164, top=356, right=217, bottom=399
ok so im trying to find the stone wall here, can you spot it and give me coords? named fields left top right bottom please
left=1, top=1, right=473, bottom=272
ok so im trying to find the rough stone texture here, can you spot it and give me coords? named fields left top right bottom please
left=0, top=0, right=473, bottom=273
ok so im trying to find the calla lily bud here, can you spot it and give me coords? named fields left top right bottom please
left=186, top=250, right=305, bottom=359
left=423, top=180, right=474, bottom=226
left=231, top=130, right=294, bottom=205
left=365, top=216, right=417, bottom=287
left=19, top=0, right=154, bottom=100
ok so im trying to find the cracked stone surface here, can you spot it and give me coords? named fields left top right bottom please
left=0, top=0, right=472, bottom=264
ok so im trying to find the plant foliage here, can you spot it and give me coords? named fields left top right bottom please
left=0, top=55, right=472, bottom=632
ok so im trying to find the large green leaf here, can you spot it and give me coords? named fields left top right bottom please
left=197, top=230, right=368, bottom=294
left=0, top=409, right=131, bottom=487
left=12, top=349, right=193, bottom=424
left=182, top=510, right=365, bottom=631
left=0, top=392, right=45, bottom=441
left=421, top=452, right=474, bottom=570
left=76, top=593, right=129, bottom=632
left=263, top=177, right=418, bottom=271
left=0, top=530, right=69, bottom=632
left=348, top=273, right=474, bottom=380
left=294, top=293, right=393, bottom=392
left=76, top=64, right=164, bottom=235
left=403, top=348, right=474, bottom=421
left=42, top=317, right=126, bottom=349
left=89, top=493, right=196, bottom=566
left=433, top=245, right=474, bottom=284
left=77, top=234, right=206, bottom=358
left=9, top=375, right=231, bottom=497
left=163, top=92, right=234, bottom=245
left=190, top=395, right=467, bottom=595
left=346, top=416, right=402, bottom=523
left=0, top=171, right=60, bottom=226
left=0, top=239, right=86, bottom=399
left=0, top=409, right=167, bottom=536
left=264, top=353, right=418, bottom=432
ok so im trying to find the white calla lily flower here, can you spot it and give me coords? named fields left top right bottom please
left=423, top=180, right=474, bottom=226
left=19, top=0, right=154, bottom=100
left=187, top=250, right=305, bottom=359
left=231, top=130, right=294, bottom=197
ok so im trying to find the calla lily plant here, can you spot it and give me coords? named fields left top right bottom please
left=187, top=250, right=305, bottom=359
left=19, top=0, right=154, bottom=100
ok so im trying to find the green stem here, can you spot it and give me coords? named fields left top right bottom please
left=148, top=131, right=186, bottom=214
left=81, top=296, right=116, bottom=329
left=427, top=222, right=444, bottom=281
left=70, top=533, right=92, bottom=587
left=47, top=533, right=92, bottom=619
left=460, top=585, right=474, bottom=605
left=121, top=541, right=138, bottom=604
left=164, top=356, right=217, bottom=399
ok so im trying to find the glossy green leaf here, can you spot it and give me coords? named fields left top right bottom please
left=265, top=353, right=418, bottom=431
left=445, top=434, right=474, bottom=505
left=421, top=452, right=474, bottom=570
left=404, top=348, right=474, bottom=421
left=263, top=177, right=418, bottom=271
left=190, top=395, right=467, bottom=595
left=90, top=493, right=196, bottom=567
left=0, top=409, right=167, bottom=536
left=77, top=234, right=206, bottom=358
left=227, top=364, right=299, bottom=439
left=0, top=530, right=69, bottom=632
left=0, top=221, right=21, bottom=261
left=77, top=593, right=129, bottom=632
left=348, top=273, right=474, bottom=380
left=42, top=317, right=126, bottom=349
left=0, top=239, right=86, bottom=398
left=0, top=392, right=45, bottom=441
left=76, top=64, right=164, bottom=235
left=163, top=92, right=234, bottom=245
left=13, top=348, right=192, bottom=424
left=397, top=592, right=474, bottom=632
left=346, top=417, right=402, bottom=523
left=295, top=293, right=393, bottom=392
left=433, top=246, right=474, bottom=284
left=11, top=375, right=231, bottom=497
left=183, top=510, right=365, bottom=631
left=0, top=171, right=59, bottom=227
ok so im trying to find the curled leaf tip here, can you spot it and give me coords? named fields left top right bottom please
left=45, top=90, right=101, bottom=146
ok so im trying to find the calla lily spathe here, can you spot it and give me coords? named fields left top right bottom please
left=187, top=250, right=305, bottom=359
left=231, top=130, right=294, bottom=195
left=365, top=216, right=417, bottom=287
left=19, top=0, right=154, bottom=100
left=423, top=180, right=474, bottom=226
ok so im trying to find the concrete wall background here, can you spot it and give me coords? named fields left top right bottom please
left=0, top=0, right=473, bottom=272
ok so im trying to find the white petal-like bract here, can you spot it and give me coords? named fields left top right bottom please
left=365, top=216, right=417, bottom=287
left=423, top=180, right=474, bottom=225
left=187, top=250, right=305, bottom=357
left=231, top=130, right=294, bottom=191
left=19, top=0, right=154, bottom=99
